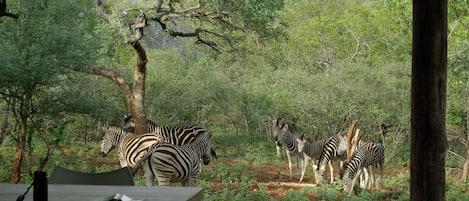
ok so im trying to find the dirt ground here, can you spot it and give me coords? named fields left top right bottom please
left=207, top=156, right=414, bottom=200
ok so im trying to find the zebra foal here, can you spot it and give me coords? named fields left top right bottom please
left=276, top=119, right=303, bottom=180
left=342, top=143, right=385, bottom=195
left=296, top=133, right=332, bottom=183
left=100, top=126, right=164, bottom=173
left=141, top=132, right=213, bottom=187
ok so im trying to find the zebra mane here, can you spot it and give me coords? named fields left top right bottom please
left=103, top=126, right=128, bottom=135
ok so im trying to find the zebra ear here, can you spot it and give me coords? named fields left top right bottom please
left=206, top=131, right=213, bottom=139
left=299, top=133, right=305, bottom=140
left=124, top=115, right=132, bottom=122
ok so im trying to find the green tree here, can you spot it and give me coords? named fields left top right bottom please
left=84, top=0, right=286, bottom=134
left=0, top=0, right=104, bottom=183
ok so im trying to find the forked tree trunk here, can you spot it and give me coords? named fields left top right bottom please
left=411, top=0, right=447, bottom=200
left=346, top=120, right=358, bottom=159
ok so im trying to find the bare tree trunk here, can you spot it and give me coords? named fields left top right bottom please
left=128, top=41, right=148, bottom=135
left=411, top=0, right=447, bottom=200
left=461, top=103, right=469, bottom=182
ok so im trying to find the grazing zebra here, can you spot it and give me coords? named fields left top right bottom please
left=141, top=132, right=213, bottom=187
left=296, top=133, right=333, bottom=183
left=100, top=126, right=164, bottom=174
left=342, top=143, right=385, bottom=195
left=316, top=131, right=348, bottom=184
left=272, top=118, right=285, bottom=158
left=122, top=116, right=217, bottom=158
left=276, top=119, right=303, bottom=180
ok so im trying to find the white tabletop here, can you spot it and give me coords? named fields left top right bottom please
left=0, top=183, right=204, bottom=201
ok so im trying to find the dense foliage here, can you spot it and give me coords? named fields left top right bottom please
left=0, top=0, right=468, bottom=199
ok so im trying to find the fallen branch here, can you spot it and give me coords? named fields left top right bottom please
left=265, top=182, right=318, bottom=188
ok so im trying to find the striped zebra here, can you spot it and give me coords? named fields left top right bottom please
left=276, top=119, right=303, bottom=180
left=141, top=132, right=213, bottom=187
left=100, top=126, right=164, bottom=174
left=296, top=133, right=333, bottom=183
left=316, top=131, right=348, bottom=184
left=342, top=143, right=385, bottom=195
left=122, top=116, right=217, bottom=158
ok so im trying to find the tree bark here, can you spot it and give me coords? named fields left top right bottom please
left=128, top=41, right=148, bottom=134
left=461, top=103, right=469, bottom=182
left=10, top=90, right=33, bottom=183
left=411, top=0, right=447, bottom=200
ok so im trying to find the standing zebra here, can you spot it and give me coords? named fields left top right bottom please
left=272, top=118, right=285, bottom=158
left=122, top=116, right=217, bottom=158
left=276, top=119, right=303, bottom=180
left=100, top=126, right=164, bottom=174
left=141, top=132, right=213, bottom=187
left=342, top=143, right=385, bottom=195
left=316, top=131, right=348, bottom=184
left=296, top=133, right=332, bottom=183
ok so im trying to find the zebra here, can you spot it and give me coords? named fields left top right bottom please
left=100, top=126, right=164, bottom=174
left=296, top=133, right=333, bottom=183
left=276, top=119, right=304, bottom=180
left=141, top=132, right=213, bottom=187
left=316, top=131, right=348, bottom=184
left=121, top=115, right=217, bottom=158
left=342, top=143, right=385, bottom=195
left=272, top=118, right=285, bottom=158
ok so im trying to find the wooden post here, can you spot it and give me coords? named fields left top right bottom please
left=411, top=0, right=447, bottom=200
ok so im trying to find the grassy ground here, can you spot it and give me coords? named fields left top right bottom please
left=1, top=132, right=468, bottom=200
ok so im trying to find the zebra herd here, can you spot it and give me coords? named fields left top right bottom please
left=99, top=116, right=216, bottom=187
left=273, top=118, right=385, bottom=195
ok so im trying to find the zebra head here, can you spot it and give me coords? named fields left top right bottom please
left=296, top=133, right=307, bottom=153
left=100, top=126, right=120, bottom=157
left=199, top=132, right=213, bottom=165
left=276, top=119, right=292, bottom=147
left=121, top=115, right=135, bottom=133
left=342, top=170, right=353, bottom=194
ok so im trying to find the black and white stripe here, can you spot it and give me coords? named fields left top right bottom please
left=122, top=116, right=217, bottom=158
left=316, top=131, right=348, bottom=184
left=342, top=143, right=385, bottom=195
left=296, top=133, right=332, bottom=183
left=275, top=119, right=303, bottom=180
left=100, top=126, right=163, bottom=174
left=142, top=132, right=213, bottom=187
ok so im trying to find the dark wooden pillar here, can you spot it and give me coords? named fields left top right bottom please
left=411, top=0, right=447, bottom=200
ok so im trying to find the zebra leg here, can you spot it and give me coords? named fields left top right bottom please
left=285, top=149, right=293, bottom=180
left=327, top=161, right=334, bottom=185
left=296, top=153, right=304, bottom=181
left=376, top=164, right=384, bottom=191
left=368, top=166, right=375, bottom=191
left=359, top=167, right=368, bottom=189
left=276, top=143, right=282, bottom=158
left=311, top=160, right=319, bottom=183
left=299, top=155, right=308, bottom=182
left=143, top=159, right=155, bottom=187
left=349, top=168, right=363, bottom=196
left=329, top=162, right=335, bottom=184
